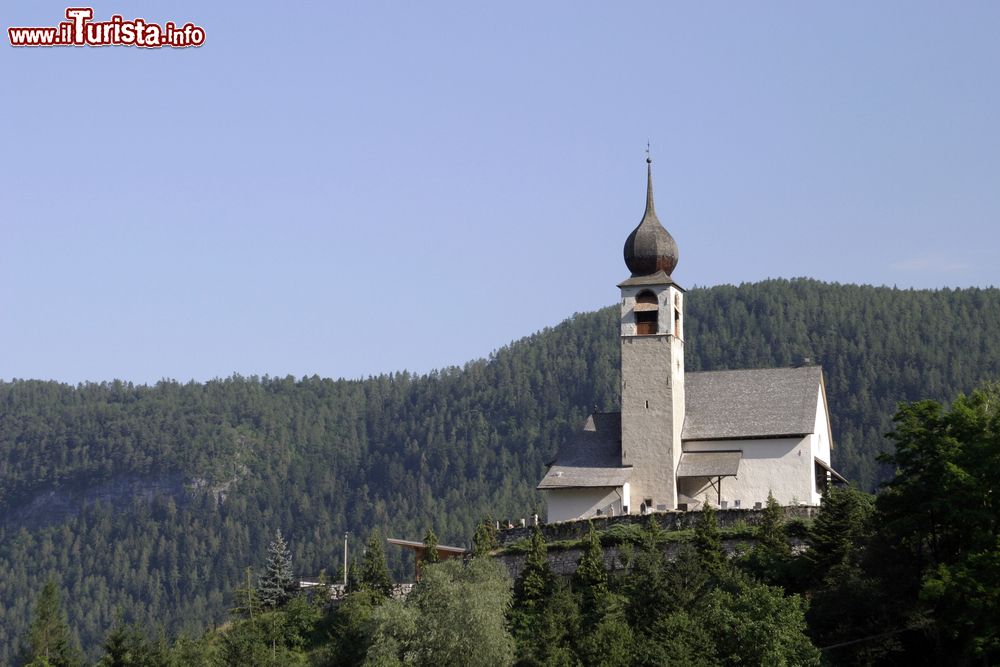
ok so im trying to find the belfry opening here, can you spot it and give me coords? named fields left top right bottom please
left=634, top=291, right=658, bottom=335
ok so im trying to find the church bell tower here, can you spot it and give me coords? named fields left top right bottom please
left=619, top=158, right=684, bottom=512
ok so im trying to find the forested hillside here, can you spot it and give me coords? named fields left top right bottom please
left=1, top=278, right=998, bottom=661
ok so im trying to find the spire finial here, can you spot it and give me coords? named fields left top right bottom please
left=644, top=144, right=655, bottom=215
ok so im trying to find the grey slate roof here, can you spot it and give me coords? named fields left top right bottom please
left=676, top=451, right=742, bottom=478
left=538, top=413, right=632, bottom=489
left=617, top=270, right=683, bottom=289
left=537, top=466, right=632, bottom=489
left=682, top=366, right=822, bottom=441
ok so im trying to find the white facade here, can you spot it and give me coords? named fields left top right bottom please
left=676, top=385, right=835, bottom=508
left=545, top=483, right=629, bottom=524
left=810, top=384, right=834, bottom=504
left=679, top=437, right=811, bottom=508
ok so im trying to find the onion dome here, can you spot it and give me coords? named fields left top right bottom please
left=623, top=158, right=679, bottom=277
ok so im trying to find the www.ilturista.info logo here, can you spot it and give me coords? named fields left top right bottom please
left=8, top=8, right=205, bottom=48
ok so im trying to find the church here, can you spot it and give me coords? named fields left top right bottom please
left=538, top=159, right=846, bottom=523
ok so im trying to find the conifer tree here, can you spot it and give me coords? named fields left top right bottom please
left=511, top=527, right=580, bottom=665
left=515, top=525, right=554, bottom=610
left=534, top=582, right=581, bottom=666
left=471, top=517, right=499, bottom=558
left=660, top=544, right=711, bottom=612
left=806, top=485, right=874, bottom=575
left=626, top=517, right=669, bottom=632
left=23, top=578, right=82, bottom=667
left=258, top=529, right=296, bottom=607
left=574, top=523, right=607, bottom=590
left=757, top=491, right=789, bottom=555
left=742, top=491, right=794, bottom=586
left=573, top=522, right=611, bottom=628
left=358, top=531, right=394, bottom=600
left=232, top=566, right=261, bottom=620
left=572, top=524, right=632, bottom=667
left=694, top=503, right=725, bottom=576
left=97, top=612, right=169, bottom=667
left=421, top=528, right=440, bottom=565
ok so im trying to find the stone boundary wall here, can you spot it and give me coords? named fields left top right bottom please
left=323, top=582, right=415, bottom=605
left=495, top=505, right=817, bottom=547
left=496, top=537, right=808, bottom=581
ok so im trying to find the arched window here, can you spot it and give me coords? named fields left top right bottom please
left=634, top=291, right=658, bottom=335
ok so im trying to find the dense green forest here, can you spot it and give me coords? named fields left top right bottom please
left=1, top=279, right=998, bottom=662
left=22, top=379, right=1000, bottom=666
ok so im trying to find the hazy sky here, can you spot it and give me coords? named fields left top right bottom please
left=3, top=2, right=998, bottom=385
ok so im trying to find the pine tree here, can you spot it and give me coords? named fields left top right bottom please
left=694, top=503, right=725, bottom=576
left=258, top=530, right=296, bottom=608
left=742, top=491, right=794, bottom=586
left=625, top=517, right=669, bottom=632
left=358, top=531, right=394, bottom=599
left=514, top=525, right=554, bottom=610
left=471, top=517, right=499, bottom=558
left=568, top=524, right=632, bottom=665
left=510, top=527, right=579, bottom=665
left=574, top=523, right=607, bottom=591
left=23, top=578, right=82, bottom=667
left=660, top=544, right=711, bottom=612
left=573, top=522, right=611, bottom=629
left=232, top=566, right=261, bottom=620
left=97, top=612, right=170, bottom=667
left=422, top=528, right=440, bottom=565
left=806, top=485, right=874, bottom=574
left=757, top=491, right=789, bottom=555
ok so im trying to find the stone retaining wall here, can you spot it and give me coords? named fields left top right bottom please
left=495, top=505, right=817, bottom=547
left=496, top=537, right=808, bottom=580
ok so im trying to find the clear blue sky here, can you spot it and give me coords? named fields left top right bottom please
left=3, top=2, right=998, bottom=384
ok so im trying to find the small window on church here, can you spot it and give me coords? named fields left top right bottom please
left=635, top=291, right=658, bottom=335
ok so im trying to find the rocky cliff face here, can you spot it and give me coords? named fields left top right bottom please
left=3, top=473, right=191, bottom=529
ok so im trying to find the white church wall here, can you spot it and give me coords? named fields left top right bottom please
left=681, top=437, right=814, bottom=507
left=544, top=487, right=623, bottom=523
left=810, top=384, right=833, bottom=504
